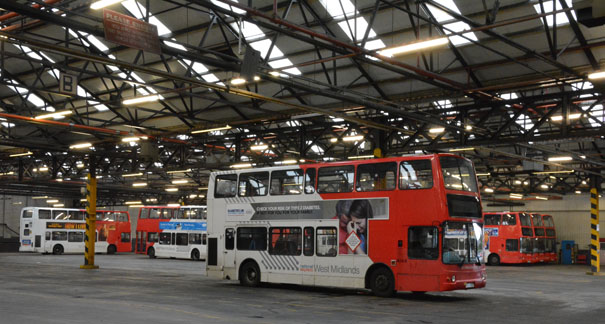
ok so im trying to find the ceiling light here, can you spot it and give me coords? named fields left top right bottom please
left=378, top=37, right=449, bottom=57
left=535, top=196, right=548, bottom=200
left=10, top=151, right=33, bottom=157
left=274, top=160, right=297, bottom=165
left=575, top=190, right=581, bottom=194
left=123, top=94, right=160, bottom=105
left=449, top=147, right=474, bottom=152
left=580, top=155, right=586, bottom=159
left=46, top=199, right=59, bottom=203
left=55, top=179, right=63, bottom=182
left=191, top=125, right=231, bottom=134
left=146, top=198, right=157, bottom=202
left=231, top=163, right=252, bottom=169
left=253, top=76, right=260, bottom=81
left=125, top=201, right=142, bottom=205
left=476, top=173, right=490, bottom=176
left=69, top=142, right=92, bottom=149
left=588, top=71, right=605, bottom=79
left=509, top=193, right=523, bottom=199
left=551, top=113, right=581, bottom=121
left=76, top=163, right=85, bottom=168
left=548, top=156, right=572, bottom=162
left=33, top=196, right=48, bottom=199
left=198, top=187, right=208, bottom=190
left=533, top=170, right=574, bottom=174
left=38, top=167, right=49, bottom=172
left=429, top=127, right=445, bottom=134
left=129, top=205, right=144, bottom=208
left=122, top=136, right=141, bottom=142
left=514, top=180, right=522, bottom=185
left=132, top=182, right=147, bottom=187
left=231, top=77, right=246, bottom=85
left=167, top=169, right=191, bottom=174
left=523, top=181, right=529, bottom=185
left=0, top=171, right=14, bottom=176
left=165, top=188, right=178, bottom=192
left=80, top=199, right=87, bottom=202
left=342, top=135, right=364, bottom=142
left=34, top=110, right=72, bottom=120
left=251, top=144, right=268, bottom=151
left=582, top=180, right=587, bottom=185
left=172, top=179, right=188, bottom=184
left=90, top=0, right=123, bottom=10
left=348, top=155, right=374, bottom=160
left=465, top=125, right=473, bottom=131
left=540, top=184, right=549, bottom=189
left=53, top=204, right=64, bottom=208
left=123, top=172, right=143, bottom=177
left=330, top=138, right=338, bottom=143
left=189, top=194, right=197, bottom=199
left=269, top=71, right=280, bottom=77
left=167, top=203, right=180, bottom=207
left=484, top=188, right=494, bottom=193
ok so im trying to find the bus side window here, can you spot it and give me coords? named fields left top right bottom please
left=22, top=209, right=33, bottom=218
left=52, top=231, right=67, bottom=241
left=484, top=214, right=501, bottom=225
left=39, top=209, right=51, bottom=220
left=316, top=227, right=337, bottom=257
left=239, top=172, right=269, bottom=197
left=317, top=166, right=355, bottom=193
left=237, top=227, right=267, bottom=250
left=215, top=174, right=238, bottom=198
left=159, top=232, right=171, bottom=245
left=304, top=168, right=316, bottom=194
left=189, top=233, right=202, bottom=245
left=506, top=239, right=519, bottom=251
left=502, top=214, right=516, bottom=225
left=171, top=233, right=176, bottom=245
left=148, top=232, right=159, bottom=243
left=399, top=160, right=433, bottom=190
left=408, top=227, right=438, bottom=260
left=356, top=162, right=397, bottom=192
left=303, top=227, right=314, bottom=256
left=68, top=232, right=84, bottom=242
left=176, top=233, right=188, bottom=246
left=269, top=227, right=302, bottom=255
left=225, top=228, right=235, bottom=250
left=149, top=209, right=160, bottom=219
left=270, top=169, right=303, bottom=195
left=139, top=209, right=148, bottom=219
left=45, top=232, right=51, bottom=240
left=121, top=232, right=131, bottom=243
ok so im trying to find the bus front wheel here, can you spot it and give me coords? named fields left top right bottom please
left=107, top=245, right=117, bottom=255
left=147, top=247, right=156, bottom=259
left=240, top=261, right=261, bottom=287
left=52, top=244, right=64, bottom=255
left=370, top=267, right=395, bottom=297
left=488, top=254, right=500, bottom=266
left=191, top=249, right=200, bottom=261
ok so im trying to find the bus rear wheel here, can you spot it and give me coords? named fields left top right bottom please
left=370, top=267, right=395, bottom=297
left=147, top=247, right=156, bottom=259
left=107, top=245, right=117, bottom=255
left=191, top=249, right=200, bottom=261
left=488, top=254, right=500, bottom=266
left=240, top=261, right=261, bottom=287
left=52, top=244, right=64, bottom=255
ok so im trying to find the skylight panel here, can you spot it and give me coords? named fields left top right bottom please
left=211, top=0, right=246, bottom=15
left=233, top=21, right=266, bottom=41
left=587, top=104, right=603, bottom=128
left=434, top=99, right=456, bottom=115
left=249, top=39, right=284, bottom=60
left=121, top=0, right=172, bottom=36
left=425, top=0, right=478, bottom=46
left=533, top=0, right=576, bottom=27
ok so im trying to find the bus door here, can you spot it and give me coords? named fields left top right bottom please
left=136, top=231, right=146, bottom=253
left=301, top=227, right=315, bottom=285
left=224, top=228, right=236, bottom=270
left=43, top=231, right=52, bottom=252
left=401, top=226, right=441, bottom=291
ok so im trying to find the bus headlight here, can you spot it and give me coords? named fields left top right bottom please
left=451, top=275, right=456, bottom=283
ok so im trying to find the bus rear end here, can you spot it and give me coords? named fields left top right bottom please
left=483, top=212, right=530, bottom=265
left=542, top=215, right=557, bottom=263
left=530, top=213, right=546, bottom=263
left=19, top=208, right=36, bottom=252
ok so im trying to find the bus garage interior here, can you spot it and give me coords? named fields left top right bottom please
left=0, top=0, right=604, bottom=323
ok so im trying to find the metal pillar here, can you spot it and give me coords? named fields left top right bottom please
left=81, top=162, right=98, bottom=269
left=588, top=176, right=601, bottom=275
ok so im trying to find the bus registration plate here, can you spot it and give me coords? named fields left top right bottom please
left=465, top=283, right=475, bottom=289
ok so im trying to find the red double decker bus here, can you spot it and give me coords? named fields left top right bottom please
left=542, top=214, right=557, bottom=263
left=206, top=154, right=486, bottom=296
left=483, top=212, right=534, bottom=265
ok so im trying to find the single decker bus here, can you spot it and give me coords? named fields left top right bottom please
left=135, top=205, right=207, bottom=261
left=483, top=212, right=534, bottom=265
left=19, top=207, right=131, bottom=255
left=206, top=154, right=486, bottom=297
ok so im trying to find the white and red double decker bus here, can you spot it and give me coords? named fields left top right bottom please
left=19, top=207, right=131, bottom=254
left=134, top=206, right=207, bottom=261
left=206, top=154, right=486, bottom=296
left=483, top=212, right=534, bottom=265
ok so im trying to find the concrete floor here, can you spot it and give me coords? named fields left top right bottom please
left=0, top=253, right=604, bottom=323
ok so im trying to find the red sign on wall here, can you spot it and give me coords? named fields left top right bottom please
left=103, top=9, right=161, bottom=54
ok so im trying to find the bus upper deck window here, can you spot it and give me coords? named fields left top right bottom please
left=38, top=210, right=51, bottom=220
left=215, top=174, right=238, bottom=198
left=304, top=168, right=316, bottom=194
left=502, top=214, right=516, bottom=225
left=484, top=214, right=501, bottom=225
left=399, top=160, right=433, bottom=190
left=22, top=210, right=33, bottom=218
left=356, top=162, right=396, bottom=192
left=270, top=169, right=303, bottom=195
left=239, top=172, right=269, bottom=197
left=317, top=166, right=354, bottom=193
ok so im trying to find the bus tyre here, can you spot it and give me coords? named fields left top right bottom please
left=147, top=247, right=156, bottom=259
left=488, top=254, right=500, bottom=266
left=107, top=245, right=117, bottom=255
left=370, top=267, right=395, bottom=297
left=191, top=249, right=200, bottom=261
left=240, top=261, right=261, bottom=287
left=52, top=244, right=64, bottom=255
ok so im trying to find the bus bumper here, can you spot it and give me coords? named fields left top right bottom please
left=441, top=269, right=486, bottom=291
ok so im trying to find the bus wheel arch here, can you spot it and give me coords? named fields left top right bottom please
left=191, top=249, right=200, bottom=261
left=365, top=263, right=395, bottom=297
left=52, top=244, right=64, bottom=255
left=239, top=259, right=261, bottom=287
left=107, top=244, right=117, bottom=255
left=487, top=253, right=500, bottom=266
left=147, top=247, right=156, bottom=259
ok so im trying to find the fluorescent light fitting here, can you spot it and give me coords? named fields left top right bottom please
left=165, top=188, right=178, bottom=192
left=80, top=199, right=87, bottom=202
left=167, top=169, right=191, bottom=174
left=429, top=127, right=445, bottom=134
left=10, top=151, right=33, bottom=157
left=535, top=196, right=548, bottom=200
left=171, top=179, right=188, bottom=184
left=348, top=155, right=374, bottom=160
left=0, top=171, right=14, bottom=176
left=90, top=0, right=123, bottom=10
left=330, top=138, right=338, bottom=143
left=123, top=172, right=143, bottom=177
left=46, top=199, right=59, bottom=203
left=39, top=167, right=49, bottom=172
left=189, top=194, right=197, bottom=199
left=378, top=37, right=448, bottom=57
left=533, top=170, right=574, bottom=175
left=253, top=76, right=260, bottom=81
left=191, top=125, right=231, bottom=134
left=551, top=113, right=581, bottom=121
left=129, top=205, right=144, bottom=208
left=231, top=163, right=252, bottom=169
left=484, top=188, right=494, bottom=193
left=53, top=204, right=64, bottom=208
left=251, top=144, right=268, bottom=151
left=342, top=135, right=364, bottom=142
left=465, top=125, right=473, bottom=131
left=34, top=110, right=72, bottom=120
left=125, top=201, right=142, bottom=205
left=275, top=159, right=297, bottom=165
left=69, top=142, right=92, bottom=149
left=449, top=147, right=474, bottom=152
left=575, top=190, right=581, bottom=194
left=548, top=156, right=572, bottom=162
left=122, top=136, right=141, bottom=142
left=132, top=182, right=147, bottom=187
left=122, top=95, right=160, bottom=105
left=269, top=71, right=280, bottom=77
left=588, top=71, right=605, bottom=80
left=167, top=203, right=180, bottom=207
left=33, top=196, right=48, bottom=199
left=509, top=193, right=523, bottom=199
left=476, top=173, right=490, bottom=176
left=231, top=77, right=246, bottom=85
left=540, top=184, right=549, bottom=189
